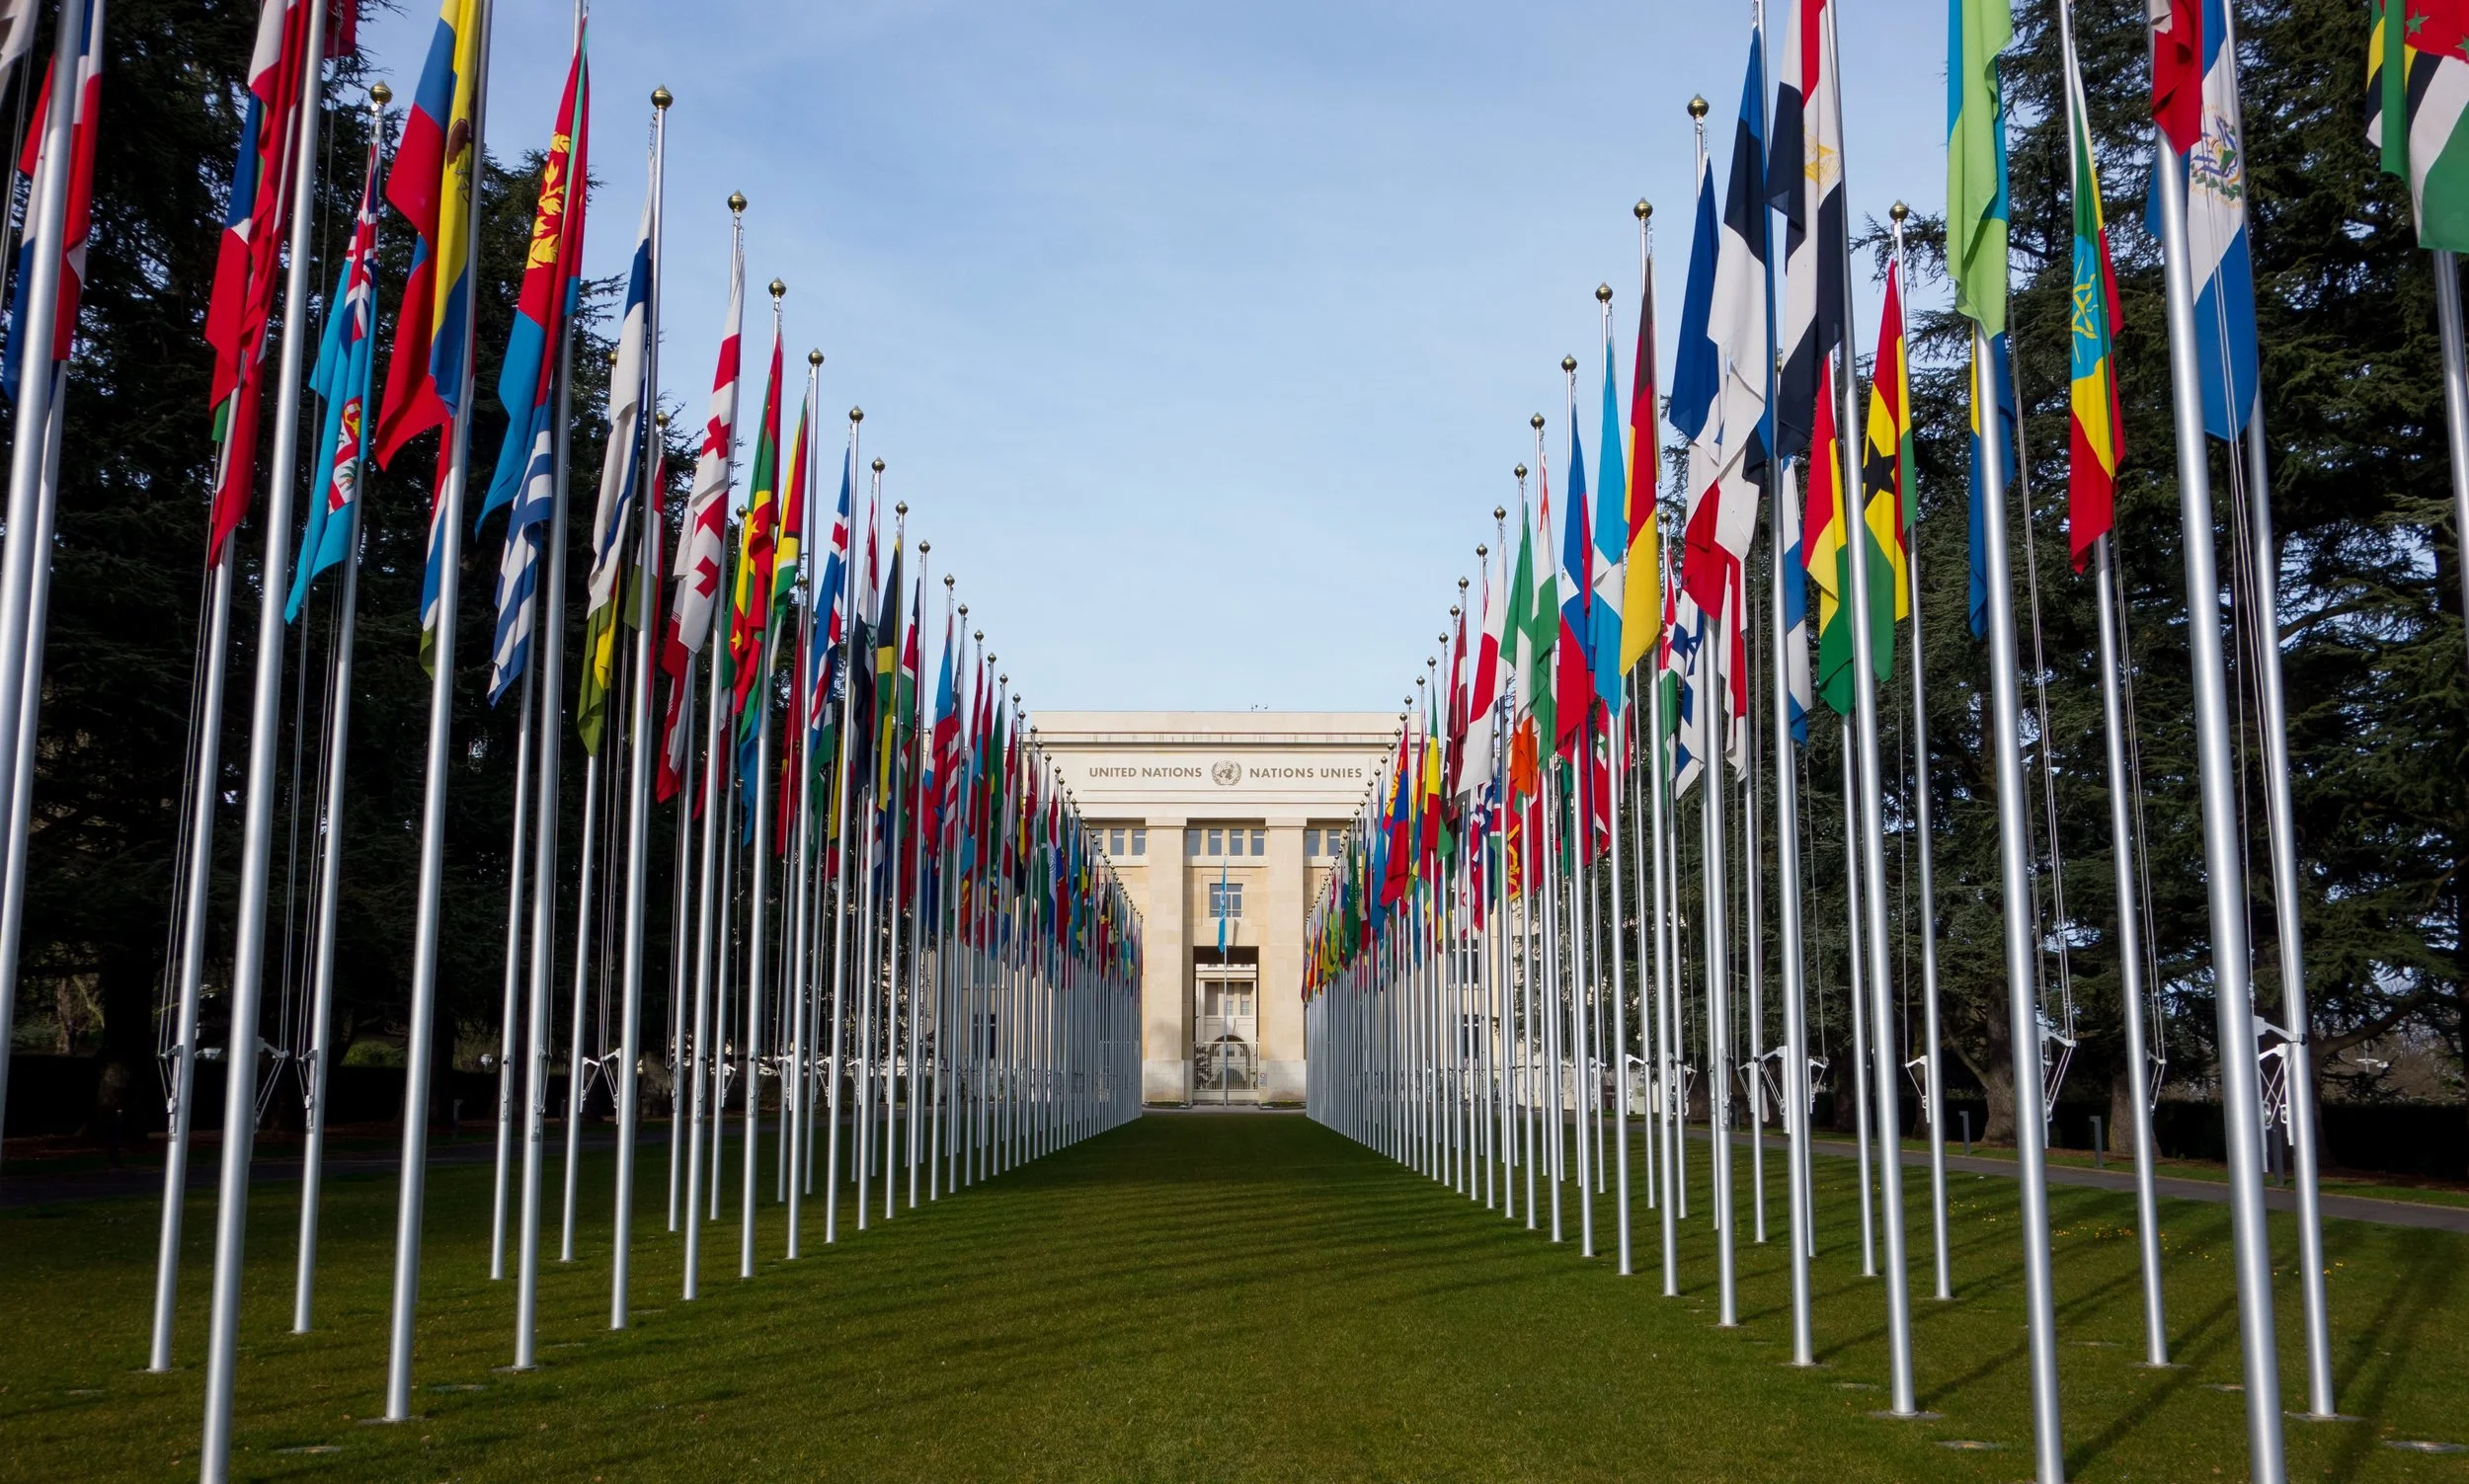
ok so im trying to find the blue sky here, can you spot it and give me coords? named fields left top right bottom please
left=357, top=0, right=1951, bottom=713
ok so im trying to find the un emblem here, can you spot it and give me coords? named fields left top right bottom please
left=1211, top=760, right=1242, bottom=787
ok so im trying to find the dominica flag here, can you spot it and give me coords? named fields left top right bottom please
left=2064, top=11, right=2123, bottom=569
left=2370, top=2, right=2469, bottom=250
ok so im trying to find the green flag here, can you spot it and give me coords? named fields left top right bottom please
left=1947, top=0, right=2013, bottom=333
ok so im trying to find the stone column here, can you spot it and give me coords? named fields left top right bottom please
left=1142, top=816, right=1189, bottom=1104
left=1259, top=819, right=1307, bottom=1103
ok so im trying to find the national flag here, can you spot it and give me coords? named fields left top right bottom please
left=2150, top=0, right=2201, bottom=153
left=197, top=0, right=309, bottom=558
left=283, top=126, right=383, bottom=622
left=773, top=371, right=810, bottom=638
left=1455, top=538, right=1502, bottom=800
left=872, top=540, right=906, bottom=800
left=1526, top=441, right=1559, bottom=759
left=2179, top=0, right=2257, bottom=439
left=1768, top=2, right=1832, bottom=461
left=1949, top=0, right=2014, bottom=334
left=730, top=319, right=785, bottom=723
left=2369, top=1, right=2469, bottom=251
left=655, top=225, right=745, bottom=801
left=2064, top=15, right=2124, bottom=569
left=1505, top=491, right=1542, bottom=804
left=1591, top=302, right=1627, bottom=712
left=1861, top=255, right=1913, bottom=628
left=1619, top=234, right=1661, bottom=675
left=485, top=38, right=591, bottom=703
left=1553, top=388, right=1593, bottom=756
left=577, top=178, right=654, bottom=756
left=375, top=0, right=483, bottom=465
left=1965, top=332, right=2019, bottom=637
left=1779, top=453, right=1810, bottom=741
left=1803, top=356, right=1859, bottom=715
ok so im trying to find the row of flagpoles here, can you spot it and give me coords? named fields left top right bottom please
left=0, top=2, right=1147, bottom=1481
left=1301, top=2, right=2469, bottom=1481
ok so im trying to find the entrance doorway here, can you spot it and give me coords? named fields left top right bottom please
left=1193, top=949, right=1259, bottom=1104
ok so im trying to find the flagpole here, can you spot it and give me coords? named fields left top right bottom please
left=492, top=671, right=535, bottom=1281
left=904, top=547, right=932, bottom=1209
left=823, top=409, right=862, bottom=1241
left=1771, top=435, right=1814, bottom=1366
left=0, top=0, right=90, bottom=1134
left=293, top=92, right=389, bottom=1332
left=1700, top=571, right=1734, bottom=1326
left=737, top=279, right=788, bottom=1278
left=785, top=350, right=823, bottom=1250
left=614, top=84, right=670, bottom=1326
left=1819, top=25, right=1916, bottom=1397
left=196, top=0, right=325, bottom=1464
left=1877, top=203, right=1951, bottom=1308
left=2436, top=253, right=2469, bottom=674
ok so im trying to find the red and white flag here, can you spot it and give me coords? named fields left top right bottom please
left=655, top=220, right=745, bottom=801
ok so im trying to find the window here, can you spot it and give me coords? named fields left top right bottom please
left=1130, top=828, right=1146, bottom=857
left=1307, top=825, right=1346, bottom=862
left=1208, top=827, right=1225, bottom=856
left=1303, top=828, right=1318, bottom=857
left=1190, top=826, right=1264, bottom=861
left=1109, top=827, right=1126, bottom=856
left=1250, top=828, right=1266, bottom=855
left=1209, top=881, right=1244, bottom=919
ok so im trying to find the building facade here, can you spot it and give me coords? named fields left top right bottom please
left=1037, top=712, right=1396, bottom=1106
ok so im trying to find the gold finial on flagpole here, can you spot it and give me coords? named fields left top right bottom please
left=809, top=350, right=824, bottom=366
left=729, top=192, right=747, bottom=214
left=1891, top=200, right=1910, bottom=223
left=652, top=86, right=673, bottom=110
left=769, top=278, right=785, bottom=300
left=1596, top=283, right=1613, bottom=304
left=1688, top=96, right=1709, bottom=119
left=370, top=81, right=392, bottom=107
left=1561, top=355, right=1577, bottom=374
left=873, top=458, right=885, bottom=474
left=850, top=407, right=863, bottom=424
left=1634, top=198, right=1650, bottom=221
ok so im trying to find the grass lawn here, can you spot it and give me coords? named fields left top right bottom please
left=1, top=1112, right=2464, bottom=1481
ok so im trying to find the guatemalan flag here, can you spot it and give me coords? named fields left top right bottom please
left=487, top=36, right=591, bottom=704
left=283, top=128, right=383, bottom=622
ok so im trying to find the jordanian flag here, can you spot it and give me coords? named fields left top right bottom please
left=2369, top=1, right=2469, bottom=251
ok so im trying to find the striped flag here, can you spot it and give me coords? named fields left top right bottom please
left=1619, top=231, right=1661, bottom=675
left=1768, top=0, right=1832, bottom=460
left=1454, top=536, right=1503, bottom=800
left=375, top=0, right=483, bottom=464
left=1590, top=303, right=1627, bottom=713
left=2370, top=1, right=2469, bottom=251
left=655, top=223, right=745, bottom=802
left=1779, top=453, right=1810, bottom=741
left=577, top=176, right=655, bottom=756
left=1803, top=355, right=1855, bottom=715
left=2065, top=13, right=2124, bottom=569
left=283, top=127, right=384, bottom=622
left=197, top=0, right=309, bottom=558
left=2180, top=0, right=2257, bottom=439
left=486, top=37, right=591, bottom=703
left=729, top=321, right=785, bottom=723
left=1553, top=386, right=1592, bottom=756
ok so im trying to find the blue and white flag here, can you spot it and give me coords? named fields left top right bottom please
left=2185, top=0, right=2257, bottom=440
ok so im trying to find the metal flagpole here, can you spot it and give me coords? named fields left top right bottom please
left=492, top=676, right=535, bottom=1281
left=382, top=0, right=491, bottom=1424
left=2436, top=251, right=2469, bottom=674
left=1701, top=607, right=1735, bottom=1326
left=786, top=350, right=822, bottom=1249
left=1774, top=458, right=1814, bottom=1364
left=681, top=606, right=721, bottom=1296
left=1973, top=313, right=2069, bottom=1480
left=561, top=754, right=599, bottom=1262
left=1649, top=561, right=1678, bottom=1292
left=2093, top=534, right=2167, bottom=1361
left=1840, top=723, right=1873, bottom=1277
left=614, top=86, right=669, bottom=1325
left=739, top=281, right=787, bottom=1279
left=0, top=0, right=90, bottom=1151
left=292, top=105, right=381, bottom=1317
left=200, top=0, right=325, bottom=1464
left=1887, top=200, right=1951, bottom=1306
left=904, top=549, right=933, bottom=1209
left=823, top=412, right=862, bottom=1240
left=1826, top=50, right=1917, bottom=1401
left=2156, top=98, right=2284, bottom=1481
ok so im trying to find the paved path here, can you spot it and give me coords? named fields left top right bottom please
left=1792, top=1133, right=2469, bottom=1233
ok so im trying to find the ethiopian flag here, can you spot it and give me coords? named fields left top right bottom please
left=2065, top=17, right=2123, bottom=570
